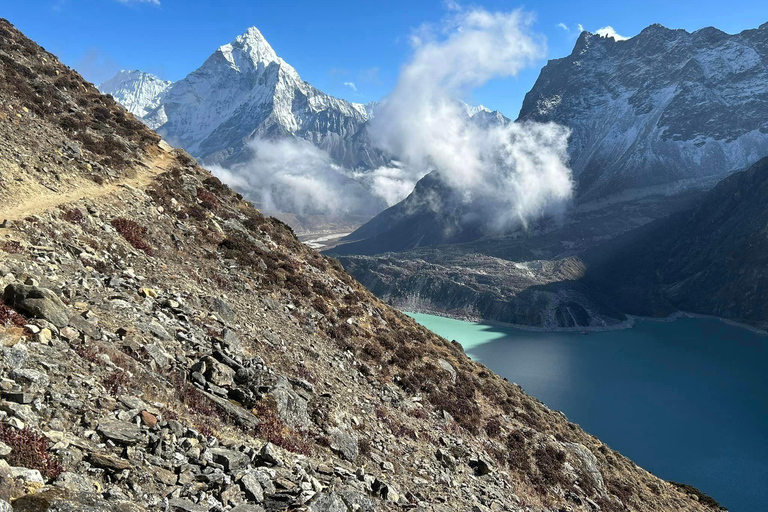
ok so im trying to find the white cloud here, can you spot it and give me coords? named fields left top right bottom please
left=353, top=164, right=416, bottom=206
left=207, top=138, right=382, bottom=217
left=557, top=23, right=569, bottom=31
left=595, top=26, right=628, bottom=41
left=577, top=23, right=585, bottom=33
left=343, top=81, right=357, bottom=92
left=369, top=7, right=573, bottom=231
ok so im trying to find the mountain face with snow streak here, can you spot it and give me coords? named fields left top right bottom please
left=99, top=70, right=171, bottom=118
left=518, top=23, right=768, bottom=204
left=100, top=28, right=385, bottom=170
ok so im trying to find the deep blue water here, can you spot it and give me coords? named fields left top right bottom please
left=407, top=313, right=768, bottom=512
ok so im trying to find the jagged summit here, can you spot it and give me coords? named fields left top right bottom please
left=99, top=25, right=383, bottom=172
left=216, top=26, right=283, bottom=72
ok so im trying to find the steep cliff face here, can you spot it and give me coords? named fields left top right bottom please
left=582, top=156, right=768, bottom=328
left=519, top=23, right=768, bottom=204
left=0, top=18, right=721, bottom=512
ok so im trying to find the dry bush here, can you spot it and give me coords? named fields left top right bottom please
left=532, top=444, right=568, bottom=492
left=0, top=424, right=63, bottom=480
left=197, top=188, right=219, bottom=210
left=1, top=240, right=24, bottom=254
left=103, top=370, right=131, bottom=397
left=0, top=303, right=27, bottom=327
left=61, top=207, right=85, bottom=224
left=111, top=217, right=153, bottom=255
left=252, top=398, right=312, bottom=455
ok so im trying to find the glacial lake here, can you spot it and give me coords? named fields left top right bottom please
left=406, top=313, right=768, bottom=512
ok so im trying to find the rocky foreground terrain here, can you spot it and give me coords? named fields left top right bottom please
left=0, top=19, right=722, bottom=512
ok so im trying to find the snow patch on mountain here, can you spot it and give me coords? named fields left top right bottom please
left=99, top=70, right=171, bottom=118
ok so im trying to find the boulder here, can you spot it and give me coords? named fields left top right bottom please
left=1, top=344, right=28, bottom=370
left=209, top=447, right=249, bottom=472
left=240, top=470, right=265, bottom=502
left=310, top=493, right=347, bottom=512
left=201, top=356, right=235, bottom=387
left=97, top=419, right=142, bottom=445
left=3, top=284, right=69, bottom=328
left=329, top=428, right=358, bottom=462
left=269, top=377, right=310, bottom=428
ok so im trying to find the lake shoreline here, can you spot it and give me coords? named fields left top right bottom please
left=401, top=306, right=768, bottom=336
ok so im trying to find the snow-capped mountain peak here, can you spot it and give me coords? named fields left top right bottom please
left=100, top=25, right=385, bottom=171
left=460, top=101, right=492, bottom=117
left=217, top=26, right=283, bottom=73
left=98, top=70, right=171, bottom=118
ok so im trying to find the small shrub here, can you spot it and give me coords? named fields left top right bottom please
left=111, top=217, right=153, bottom=255
left=61, top=207, right=85, bottom=224
left=74, top=344, right=100, bottom=362
left=485, top=417, right=502, bottom=438
left=0, top=424, right=63, bottom=480
left=359, top=438, right=372, bottom=458
left=103, top=370, right=130, bottom=397
left=1, top=240, right=23, bottom=254
left=312, top=297, right=331, bottom=316
left=670, top=482, right=724, bottom=510
left=295, top=362, right=317, bottom=384
left=253, top=398, right=312, bottom=455
left=197, top=188, right=219, bottom=210
left=506, top=430, right=531, bottom=473
left=0, top=303, right=27, bottom=327
left=533, top=445, right=568, bottom=492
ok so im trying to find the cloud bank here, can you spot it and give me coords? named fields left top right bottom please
left=208, top=138, right=384, bottom=217
left=368, top=7, right=573, bottom=230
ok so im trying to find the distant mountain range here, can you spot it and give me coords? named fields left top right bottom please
left=519, top=23, right=768, bottom=204
left=336, top=22, right=768, bottom=254
left=100, top=28, right=509, bottom=230
left=335, top=21, right=768, bottom=331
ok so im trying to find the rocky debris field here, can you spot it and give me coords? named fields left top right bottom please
left=0, top=17, right=723, bottom=512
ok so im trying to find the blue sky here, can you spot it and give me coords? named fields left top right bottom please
left=4, top=0, right=768, bottom=117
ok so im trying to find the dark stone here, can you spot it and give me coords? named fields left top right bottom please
left=3, top=284, right=69, bottom=328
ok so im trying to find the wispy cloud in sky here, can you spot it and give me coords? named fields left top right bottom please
left=343, top=81, right=357, bottom=91
left=116, top=0, right=161, bottom=5
left=557, top=22, right=569, bottom=31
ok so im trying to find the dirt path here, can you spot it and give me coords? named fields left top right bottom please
left=0, top=151, right=174, bottom=224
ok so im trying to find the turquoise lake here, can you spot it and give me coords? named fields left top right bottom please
left=406, top=313, right=768, bottom=512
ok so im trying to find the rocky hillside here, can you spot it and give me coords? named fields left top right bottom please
left=582, top=156, right=768, bottom=329
left=0, top=19, right=722, bottom=512
left=520, top=23, right=768, bottom=204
